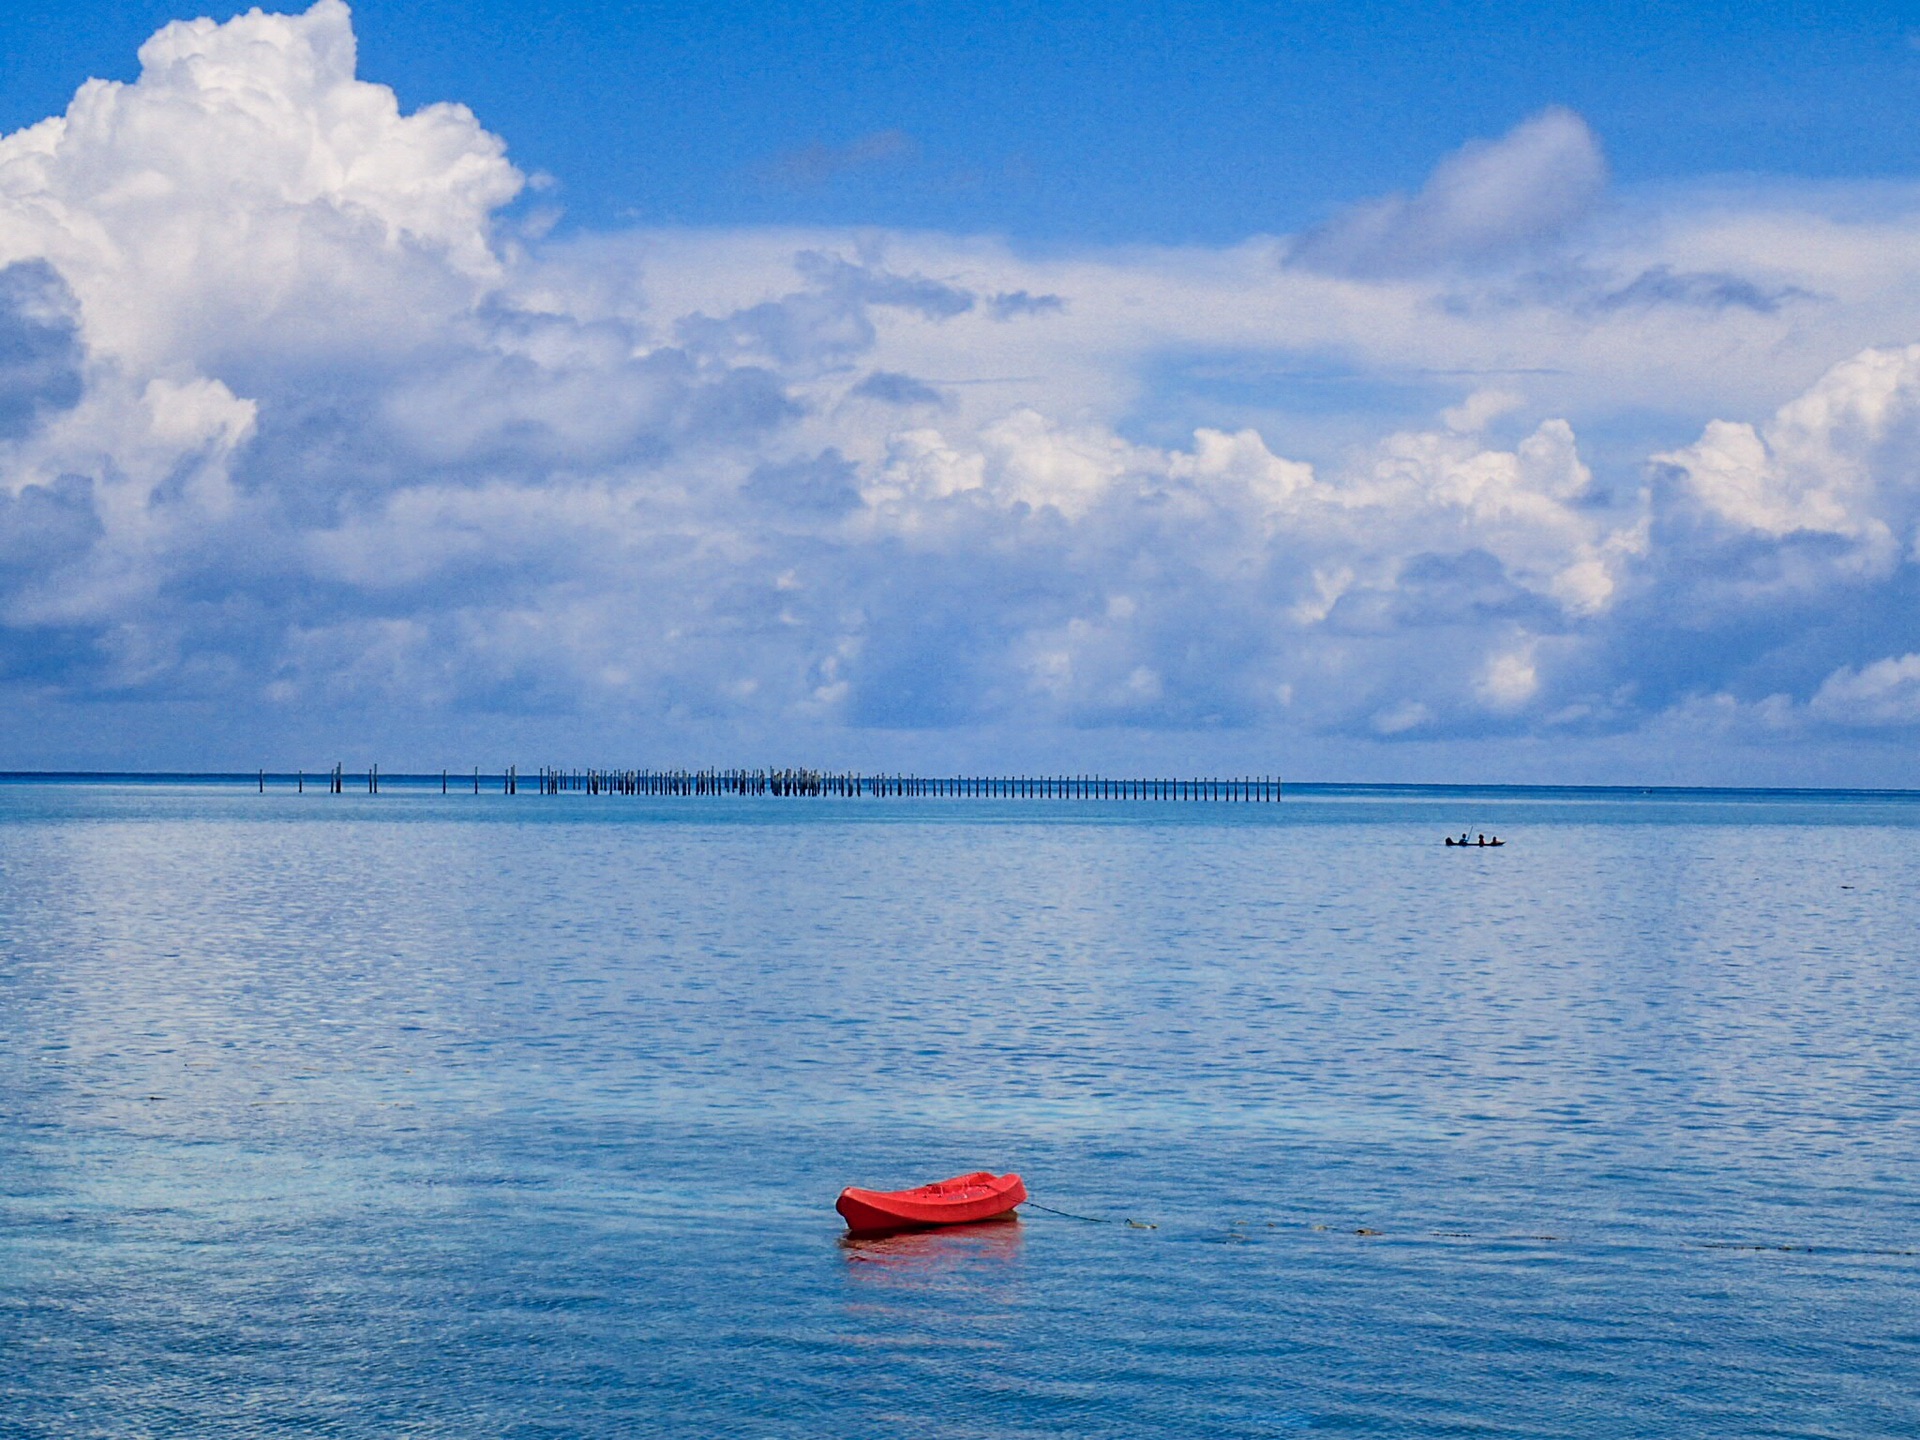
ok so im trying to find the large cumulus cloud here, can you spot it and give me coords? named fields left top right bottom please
left=4, top=1, right=1920, bottom=778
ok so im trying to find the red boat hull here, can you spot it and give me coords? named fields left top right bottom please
left=836, top=1171, right=1028, bottom=1233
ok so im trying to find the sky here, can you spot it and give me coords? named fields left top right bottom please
left=4, top=0, right=1920, bottom=781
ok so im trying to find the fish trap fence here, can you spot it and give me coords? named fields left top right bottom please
left=253, top=768, right=1281, bottom=800
left=529, top=768, right=1281, bottom=801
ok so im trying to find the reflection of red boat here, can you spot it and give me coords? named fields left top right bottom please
left=836, top=1171, right=1028, bottom=1234
left=841, top=1217, right=1025, bottom=1272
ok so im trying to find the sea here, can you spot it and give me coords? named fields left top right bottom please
left=2, top=778, right=1917, bottom=1438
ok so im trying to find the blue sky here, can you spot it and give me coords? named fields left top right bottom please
left=10, top=1, right=1920, bottom=241
left=5, top=1, right=1920, bottom=781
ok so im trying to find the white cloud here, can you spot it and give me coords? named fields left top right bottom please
left=0, top=0, right=520, bottom=371
left=1656, top=344, right=1920, bottom=559
left=1810, top=654, right=1920, bottom=728
left=1478, top=647, right=1540, bottom=709
left=1290, top=108, right=1608, bottom=277
left=1372, top=700, right=1432, bottom=735
left=1443, top=388, right=1526, bottom=435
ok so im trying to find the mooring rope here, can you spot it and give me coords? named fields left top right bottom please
left=1020, top=1200, right=1112, bottom=1223
left=1020, top=1201, right=1157, bottom=1228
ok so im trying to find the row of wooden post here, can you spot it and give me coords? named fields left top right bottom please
left=274, top=765, right=494, bottom=794
left=259, top=768, right=1281, bottom=801
left=534, top=768, right=1281, bottom=801
left=273, top=765, right=350, bottom=794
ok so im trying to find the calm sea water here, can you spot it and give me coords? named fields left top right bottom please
left=3, top=782, right=1918, bottom=1438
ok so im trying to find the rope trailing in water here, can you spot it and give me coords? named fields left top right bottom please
left=1694, top=1241, right=1920, bottom=1257
left=1020, top=1201, right=1158, bottom=1229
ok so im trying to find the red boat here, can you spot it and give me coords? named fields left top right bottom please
left=836, top=1171, right=1028, bottom=1233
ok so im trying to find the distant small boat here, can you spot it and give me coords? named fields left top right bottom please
left=836, top=1171, right=1027, bottom=1233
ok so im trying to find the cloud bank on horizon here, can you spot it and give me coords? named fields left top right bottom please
left=3, top=0, right=1920, bottom=778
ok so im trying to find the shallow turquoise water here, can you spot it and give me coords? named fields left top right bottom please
left=2, top=783, right=1917, bottom=1437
